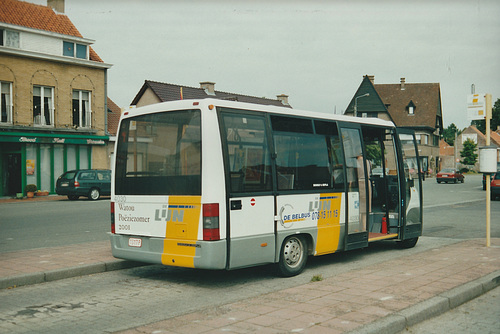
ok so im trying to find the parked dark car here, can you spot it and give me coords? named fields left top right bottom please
left=56, top=169, right=111, bottom=200
left=491, top=173, right=500, bottom=200
left=436, top=168, right=464, bottom=184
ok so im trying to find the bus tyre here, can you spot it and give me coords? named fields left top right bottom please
left=397, top=237, right=419, bottom=249
left=88, top=188, right=100, bottom=201
left=278, top=235, right=307, bottom=277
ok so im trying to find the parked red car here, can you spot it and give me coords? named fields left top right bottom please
left=436, top=168, right=465, bottom=184
left=491, top=173, right=500, bottom=200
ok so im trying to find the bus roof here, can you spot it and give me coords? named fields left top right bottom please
left=122, top=98, right=396, bottom=128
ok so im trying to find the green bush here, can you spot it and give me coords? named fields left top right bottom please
left=24, top=184, right=37, bottom=193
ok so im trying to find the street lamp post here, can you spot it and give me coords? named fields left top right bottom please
left=354, top=93, right=370, bottom=117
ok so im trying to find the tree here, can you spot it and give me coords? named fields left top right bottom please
left=442, top=123, right=459, bottom=145
left=471, top=98, right=500, bottom=134
left=460, top=138, right=478, bottom=167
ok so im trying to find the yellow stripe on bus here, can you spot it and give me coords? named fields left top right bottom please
left=315, top=193, right=342, bottom=256
left=161, top=196, right=202, bottom=268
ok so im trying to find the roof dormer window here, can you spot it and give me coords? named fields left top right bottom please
left=1, top=29, right=20, bottom=48
left=63, top=41, right=88, bottom=59
left=407, top=101, right=416, bottom=115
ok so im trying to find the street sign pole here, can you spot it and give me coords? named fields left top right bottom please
left=485, top=94, right=492, bottom=247
left=468, top=92, right=492, bottom=247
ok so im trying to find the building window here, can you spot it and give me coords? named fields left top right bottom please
left=1, top=81, right=12, bottom=124
left=33, top=86, right=54, bottom=126
left=5, top=30, right=20, bottom=48
left=72, top=90, right=91, bottom=128
left=63, top=41, right=87, bottom=59
left=407, top=101, right=416, bottom=115
left=0, top=29, right=3, bottom=45
left=63, top=41, right=74, bottom=57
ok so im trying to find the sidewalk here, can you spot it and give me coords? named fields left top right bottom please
left=1, top=195, right=499, bottom=333
left=114, top=239, right=500, bottom=334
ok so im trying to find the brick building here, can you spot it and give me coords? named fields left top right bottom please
left=0, top=0, right=112, bottom=196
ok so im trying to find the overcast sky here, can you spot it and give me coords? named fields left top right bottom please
left=31, top=0, right=500, bottom=129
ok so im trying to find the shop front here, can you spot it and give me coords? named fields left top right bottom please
left=0, top=132, right=108, bottom=197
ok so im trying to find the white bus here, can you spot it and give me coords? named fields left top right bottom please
left=110, top=99, right=422, bottom=276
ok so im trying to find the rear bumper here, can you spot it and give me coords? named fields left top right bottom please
left=437, top=177, right=456, bottom=183
left=109, top=233, right=227, bottom=270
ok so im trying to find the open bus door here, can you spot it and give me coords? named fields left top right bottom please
left=395, top=129, right=423, bottom=245
left=340, top=125, right=369, bottom=250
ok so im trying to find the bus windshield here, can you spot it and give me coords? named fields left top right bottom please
left=114, top=109, right=201, bottom=195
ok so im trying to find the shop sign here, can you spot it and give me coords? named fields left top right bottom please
left=0, top=135, right=107, bottom=145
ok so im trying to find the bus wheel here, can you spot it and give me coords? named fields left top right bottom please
left=278, top=235, right=307, bottom=277
left=397, top=237, right=419, bottom=249
left=88, top=188, right=101, bottom=201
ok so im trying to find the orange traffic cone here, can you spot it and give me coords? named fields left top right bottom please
left=381, top=216, right=388, bottom=234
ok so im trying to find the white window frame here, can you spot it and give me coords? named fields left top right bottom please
left=72, top=90, right=92, bottom=128
left=63, top=41, right=88, bottom=60
left=4, top=30, right=20, bottom=48
left=0, top=81, right=13, bottom=124
left=408, top=106, right=414, bottom=115
left=33, top=85, right=54, bottom=127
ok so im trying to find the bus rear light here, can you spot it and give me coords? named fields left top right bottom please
left=203, top=203, right=219, bottom=241
left=110, top=202, right=115, bottom=234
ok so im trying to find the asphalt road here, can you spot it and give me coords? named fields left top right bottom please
left=0, top=174, right=498, bottom=333
left=0, top=174, right=497, bottom=254
left=0, top=198, right=110, bottom=253
left=422, top=174, right=500, bottom=239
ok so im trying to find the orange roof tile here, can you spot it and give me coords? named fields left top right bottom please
left=439, top=139, right=454, bottom=156
left=0, top=0, right=103, bottom=62
left=107, top=98, right=121, bottom=136
left=0, top=0, right=82, bottom=37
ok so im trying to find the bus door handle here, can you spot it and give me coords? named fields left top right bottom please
left=230, top=200, right=242, bottom=210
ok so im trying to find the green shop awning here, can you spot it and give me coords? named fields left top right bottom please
left=0, top=131, right=109, bottom=145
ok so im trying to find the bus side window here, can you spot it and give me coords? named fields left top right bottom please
left=221, top=112, right=272, bottom=193
left=271, top=116, right=343, bottom=192
left=314, top=120, right=344, bottom=191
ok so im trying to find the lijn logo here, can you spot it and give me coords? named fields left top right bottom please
left=155, top=208, right=184, bottom=222
left=154, top=205, right=196, bottom=223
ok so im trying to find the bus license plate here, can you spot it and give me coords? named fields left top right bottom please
left=128, top=238, right=142, bottom=248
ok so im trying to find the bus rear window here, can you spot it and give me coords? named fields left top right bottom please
left=115, top=110, right=201, bottom=195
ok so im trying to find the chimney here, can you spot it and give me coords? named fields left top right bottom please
left=367, top=75, right=375, bottom=83
left=48, top=0, right=64, bottom=13
left=277, top=94, right=289, bottom=106
left=200, top=82, right=216, bottom=95
left=400, top=77, right=406, bottom=90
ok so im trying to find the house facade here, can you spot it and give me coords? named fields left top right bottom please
left=345, top=75, right=443, bottom=175
left=131, top=80, right=291, bottom=108
left=456, top=125, right=500, bottom=171
left=0, top=0, right=112, bottom=196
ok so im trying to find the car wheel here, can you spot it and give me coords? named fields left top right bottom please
left=278, top=235, right=308, bottom=277
left=397, top=237, right=419, bottom=249
left=437, top=181, right=441, bottom=184
left=88, top=188, right=100, bottom=201
left=68, top=195, right=79, bottom=200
